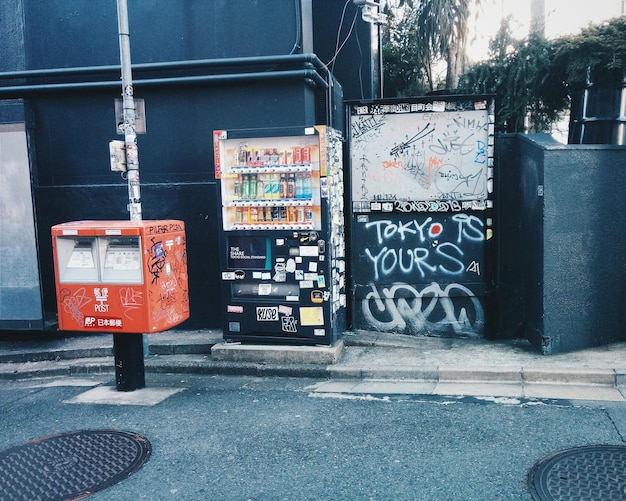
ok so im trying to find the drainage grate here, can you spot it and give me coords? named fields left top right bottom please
left=529, top=444, right=626, bottom=500
left=0, top=430, right=150, bottom=501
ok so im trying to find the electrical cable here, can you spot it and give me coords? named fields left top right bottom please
left=327, top=7, right=359, bottom=72
left=355, top=12, right=364, bottom=99
left=326, top=0, right=352, bottom=71
left=289, top=0, right=302, bottom=55
left=327, top=0, right=350, bottom=70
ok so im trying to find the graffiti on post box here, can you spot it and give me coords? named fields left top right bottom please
left=148, top=238, right=167, bottom=284
left=147, top=222, right=184, bottom=234
left=60, top=287, right=91, bottom=326
left=147, top=234, right=189, bottom=327
left=119, top=287, right=144, bottom=320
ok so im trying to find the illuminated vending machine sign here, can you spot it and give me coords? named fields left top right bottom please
left=52, top=220, right=189, bottom=333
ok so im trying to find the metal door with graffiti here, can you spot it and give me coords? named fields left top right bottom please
left=347, top=96, right=495, bottom=338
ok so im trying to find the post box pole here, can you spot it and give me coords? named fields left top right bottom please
left=114, top=334, right=146, bottom=391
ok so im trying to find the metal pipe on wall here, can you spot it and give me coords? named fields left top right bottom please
left=0, top=69, right=328, bottom=98
left=0, top=54, right=330, bottom=82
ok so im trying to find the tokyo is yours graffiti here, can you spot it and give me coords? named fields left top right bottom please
left=354, top=214, right=486, bottom=337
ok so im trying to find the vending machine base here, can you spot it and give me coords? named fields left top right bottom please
left=212, top=338, right=344, bottom=364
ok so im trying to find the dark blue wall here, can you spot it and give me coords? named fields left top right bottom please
left=1, top=0, right=25, bottom=71
left=2, top=0, right=346, bottom=330
left=22, top=0, right=306, bottom=68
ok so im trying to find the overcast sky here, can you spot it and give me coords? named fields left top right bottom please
left=467, top=0, right=624, bottom=60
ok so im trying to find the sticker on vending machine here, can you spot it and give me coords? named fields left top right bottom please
left=300, top=307, right=324, bottom=326
left=281, top=316, right=298, bottom=333
left=256, top=306, right=278, bottom=321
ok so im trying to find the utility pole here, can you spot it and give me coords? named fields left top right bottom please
left=117, top=0, right=142, bottom=222
left=530, top=0, right=546, bottom=38
left=115, top=0, right=145, bottom=391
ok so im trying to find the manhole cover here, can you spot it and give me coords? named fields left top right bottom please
left=0, top=430, right=150, bottom=501
left=529, top=444, right=626, bottom=500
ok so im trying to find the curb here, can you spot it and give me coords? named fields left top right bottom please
left=0, top=332, right=625, bottom=392
left=1, top=356, right=624, bottom=391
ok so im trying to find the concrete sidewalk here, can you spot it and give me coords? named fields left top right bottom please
left=0, top=329, right=625, bottom=402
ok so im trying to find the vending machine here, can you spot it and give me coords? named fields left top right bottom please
left=213, top=126, right=346, bottom=345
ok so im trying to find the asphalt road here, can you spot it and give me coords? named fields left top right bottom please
left=1, top=374, right=625, bottom=500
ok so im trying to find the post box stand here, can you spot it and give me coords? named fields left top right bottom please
left=51, top=220, right=189, bottom=391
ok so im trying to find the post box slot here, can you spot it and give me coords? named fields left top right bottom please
left=100, top=237, right=143, bottom=284
left=56, top=237, right=99, bottom=283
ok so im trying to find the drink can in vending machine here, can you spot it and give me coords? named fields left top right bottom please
left=241, top=174, right=249, bottom=199
left=293, top=146, right=302, bottom=164
left=302, top=146, right=311, bottom=163
left=264, top=174, right=273, bottom=199
left=287, top=173, right=296, bottom=198
left=250, top=207, right=258, bottom=223
left=233, top=175, right=240, bottom=199
left=288, top=206, right=296, bottom=222
left=271, top=148, right=280, bottom=165
left=256, top=175, right=264, bottom=200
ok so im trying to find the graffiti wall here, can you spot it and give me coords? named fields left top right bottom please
left=352, top=213, right=488, bottom=337
left=348, top=97, right=495, bottom=338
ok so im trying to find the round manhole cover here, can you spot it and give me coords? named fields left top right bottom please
left=0, top=429, right=150, bottom=501
left=529, top=444, right=626, bottom=500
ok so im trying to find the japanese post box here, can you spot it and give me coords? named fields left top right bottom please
left=51, top=220, right=189, bottom=333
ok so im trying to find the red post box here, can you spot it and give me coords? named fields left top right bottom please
left=52, top=220, right=189, bottom=333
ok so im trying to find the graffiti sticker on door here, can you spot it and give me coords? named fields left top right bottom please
left=256, top=306, right=278, bottom=321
